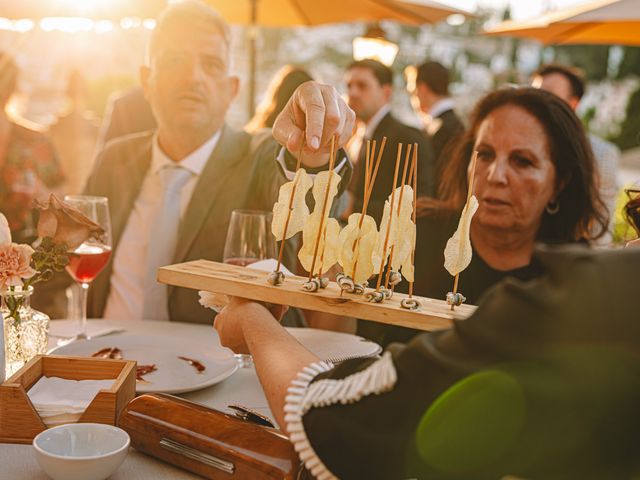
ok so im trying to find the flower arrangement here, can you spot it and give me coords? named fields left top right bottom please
left=0, top=194, right=103, bottom=324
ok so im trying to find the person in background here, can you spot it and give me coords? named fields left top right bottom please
left=83, top=0, right=354, bottom=324
left=245, top=65, right=313, bottom=133
left=50, top=69, right=100, bottom=195
left=532, top=63, right=620, bottom=242
left=344, top=59, right=432, bottom=224
left=405, top=61, right=464, bottom=198
left=94, top=85, right=156, bottom=153
left=0, top=52, right=64, bottom=244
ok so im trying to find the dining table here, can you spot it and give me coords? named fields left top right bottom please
left=1, top=318, right=378, bottom=479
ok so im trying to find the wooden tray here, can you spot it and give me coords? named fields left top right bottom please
left=158, top=260, right=476, bottom=331
left=0, top=355, right=136, bottom=444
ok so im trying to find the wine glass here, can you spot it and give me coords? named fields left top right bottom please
left=64, top=195, right=112, bottom=341
left=223, top=210, right=276, bottom=367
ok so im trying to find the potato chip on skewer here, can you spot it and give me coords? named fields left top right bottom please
left=444, top=195, right=478, bottom=277
left=271, top=169, right=313, bottom=241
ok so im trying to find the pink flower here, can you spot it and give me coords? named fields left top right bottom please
left=0, top=243, right=36, bottom=291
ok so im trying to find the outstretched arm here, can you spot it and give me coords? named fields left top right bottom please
left=214, top=298, right=320, bottom=430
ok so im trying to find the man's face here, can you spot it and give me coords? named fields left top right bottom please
left=531, top=72, right=579, bottom=110
left=141, top=21, right=238, bottom=137
left=345, top=67, right=390, bottom=123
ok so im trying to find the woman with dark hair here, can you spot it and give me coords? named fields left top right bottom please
left=245, top=65, right=314, bottom=133
left=362, top=87, right=608, bottom=346
left=0, top=52, right=64, bottom=243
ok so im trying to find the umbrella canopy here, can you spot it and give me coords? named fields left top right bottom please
left=0, top=0, right=166, bottom=20
left=205, top=0, right=469, bottom=26
left=484, top=0, right=640, bottom=46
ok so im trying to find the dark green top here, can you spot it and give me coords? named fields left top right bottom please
left=303, top=245, right=640, bottom=480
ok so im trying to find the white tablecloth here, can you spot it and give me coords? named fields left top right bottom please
left=1, top=319, right=271, bottom=480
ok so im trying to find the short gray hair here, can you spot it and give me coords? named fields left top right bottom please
left=146, top=0, right=231, bottom=65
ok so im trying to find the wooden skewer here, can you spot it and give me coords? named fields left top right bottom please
left=364, top=140, right=371, bottom=198
left=409, top=143, right=418, bottom=299
left=275, top=141, right=305, bottom=274
left=450, top=150, right=479, bottom=310
left=375, top=143, right=403, bottom=292
left=385, top=143, right=413, bottom=288
left=309, top=135, right=338, bottom=281
left=350, top=137, right=386, bottom=280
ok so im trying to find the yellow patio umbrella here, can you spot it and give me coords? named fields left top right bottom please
left=484, top=0, right=640, bottom=46
left=206, top=0, right=468, bottom=27
left=205, top=0, right=472, bottom=114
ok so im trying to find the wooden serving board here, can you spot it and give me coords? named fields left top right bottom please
left=158, top=260, right=476, bottom=331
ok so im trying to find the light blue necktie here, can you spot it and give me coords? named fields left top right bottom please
left=142, top=165, right=192, bottom=320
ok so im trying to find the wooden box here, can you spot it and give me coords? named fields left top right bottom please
left=0, top=355, right=136, bottom=444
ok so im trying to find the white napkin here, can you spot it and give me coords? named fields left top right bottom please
left=27, top=376, right=115, bottom=426
left=199, top=259, right=294, bottom=312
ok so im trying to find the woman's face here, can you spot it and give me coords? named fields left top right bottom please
left=472, top=104, right=559, bottom=236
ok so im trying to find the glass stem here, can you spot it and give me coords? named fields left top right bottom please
left=79, top=282, right=90, bottom=338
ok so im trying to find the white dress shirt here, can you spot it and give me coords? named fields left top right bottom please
left=104, top=131, right=220, bottom=321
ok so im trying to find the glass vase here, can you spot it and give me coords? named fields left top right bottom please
left=2, top=286, right=50, bottom=378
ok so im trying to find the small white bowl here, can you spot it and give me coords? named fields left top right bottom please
left=33, top=423, right=130, bottom=480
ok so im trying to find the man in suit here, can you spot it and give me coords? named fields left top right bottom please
left=84, top=0, right=354, bottom=324
left=95, top=86, right=157, bottom=152
left=345, top=59, right=432, bottom=224
left=406, top=61, right=464, bottom=199
left=532, top=64, right=620, bottom=241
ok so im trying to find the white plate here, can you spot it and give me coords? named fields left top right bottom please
left=286, top=328, right=382, bottom=363
left=50, top=335, right=238, bottom=394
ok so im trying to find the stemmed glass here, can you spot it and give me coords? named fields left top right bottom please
left=223, top=210, right=276, bottom=367
left=64, top=195, right=112, bottom=341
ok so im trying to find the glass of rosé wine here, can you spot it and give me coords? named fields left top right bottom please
left=64, top=195, right=112, bottom=340
left=223, top=210, right=275, bottom=267
left=223, top=210, right=276, bottom=368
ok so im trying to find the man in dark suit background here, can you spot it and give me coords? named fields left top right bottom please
left=345, top=59, right=432, bottom=224
left=406, top=61, right=464, bottom=198
left=84, top=0, right=354, bottom=324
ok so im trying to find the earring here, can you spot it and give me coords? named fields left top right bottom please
left=546, top=200, right=560, bottom=215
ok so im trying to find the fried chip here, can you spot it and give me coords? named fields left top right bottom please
left=338, top=213, right=379, bottom=284
left=272, top=169, right=313, bottom=241
left=298, top=216, right=341, bottom=275
left=444, top=195, right=479, bottom=276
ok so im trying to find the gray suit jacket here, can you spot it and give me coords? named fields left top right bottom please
left=84, top=125, right=300, bottom=324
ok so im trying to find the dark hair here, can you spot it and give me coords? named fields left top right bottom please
left=440, top=87, right=608, bottom=244
left=535, top=64, right=585, bottom=100
left=246, top=65, right=313, bottom=132
left=416, top=61, right=450, bottom=96
left=0, top=52, right=18, bottom=107
left=347, top=59, right=393, bottom=86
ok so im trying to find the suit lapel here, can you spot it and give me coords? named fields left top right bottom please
left=111, top=135, right=153, bottom=250
left=172, top=125, right=249, bottom=264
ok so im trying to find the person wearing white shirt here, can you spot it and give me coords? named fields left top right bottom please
left=83, top=0, right=354, bottom=323
left=406, top=61, right=464, bottom=199
left=344, top=59, right=433, bottom=224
